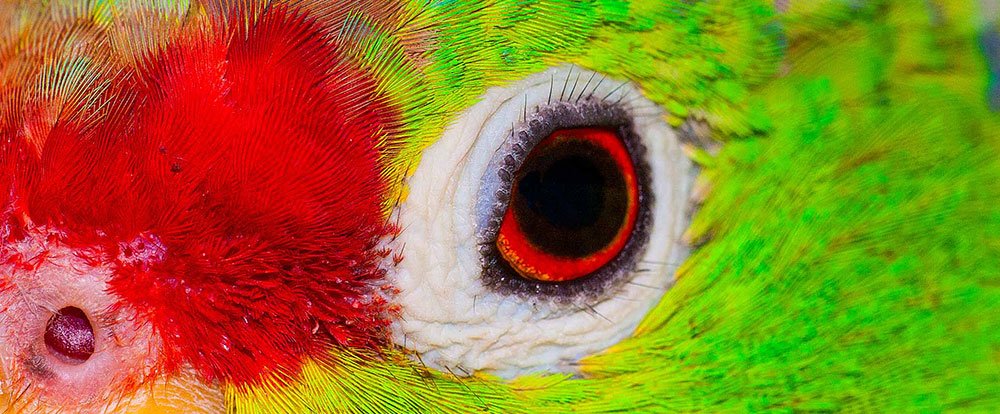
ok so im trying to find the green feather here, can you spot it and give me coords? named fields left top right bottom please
left=227, top=0, right=1000, bottom=412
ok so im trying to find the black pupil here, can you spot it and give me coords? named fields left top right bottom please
left=519, top=156, right=604, bottom=229
left=511, top=133, right=630, bottom=258
left=44, top=306, right=95, bottom=364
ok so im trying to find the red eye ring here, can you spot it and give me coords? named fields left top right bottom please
left=496, top=127, right=640, bottom=282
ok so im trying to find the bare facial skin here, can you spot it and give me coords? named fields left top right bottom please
left=0, top=224, right=222, bottom=412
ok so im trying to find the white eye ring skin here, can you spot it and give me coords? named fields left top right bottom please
left=389, top=65, right=695, bottom=378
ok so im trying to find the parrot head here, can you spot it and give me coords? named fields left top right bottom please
left=1, top=1, right=997, bottom=412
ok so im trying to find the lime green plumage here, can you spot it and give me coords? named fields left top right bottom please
left=230, top=1, right=1000, bottom=412
left=1, top=0, right=997, bottom=412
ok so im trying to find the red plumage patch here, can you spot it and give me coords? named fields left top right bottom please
left=1, top=6, right=397, bottom=384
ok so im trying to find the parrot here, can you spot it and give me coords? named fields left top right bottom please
left=1, top=0, right=998, bottom=413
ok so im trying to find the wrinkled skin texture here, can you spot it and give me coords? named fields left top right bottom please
left=1, top=1, right=999, bottom=413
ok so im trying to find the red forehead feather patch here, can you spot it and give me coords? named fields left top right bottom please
left=1, top=6, right=397, bottom=384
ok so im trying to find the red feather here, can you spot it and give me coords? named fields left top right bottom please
left=2, top=5, right=397, bottom=384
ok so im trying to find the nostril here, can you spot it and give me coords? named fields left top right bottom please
left=44, top=307, right=95, bottom=364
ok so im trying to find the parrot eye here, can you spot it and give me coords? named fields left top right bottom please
left=390, top=66, right=696, bottom=377
left=477, top=97, right=652, bottom=298
left=491, top=126, right=642, bottom=283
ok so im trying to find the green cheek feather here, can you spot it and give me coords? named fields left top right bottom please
left=0, top=1, right=997, bottom=413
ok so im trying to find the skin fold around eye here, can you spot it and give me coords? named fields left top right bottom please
left=389, top=65, right=696, bottom=377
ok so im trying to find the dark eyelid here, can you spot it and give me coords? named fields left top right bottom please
left=476, top=97, right=654, bottom=304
